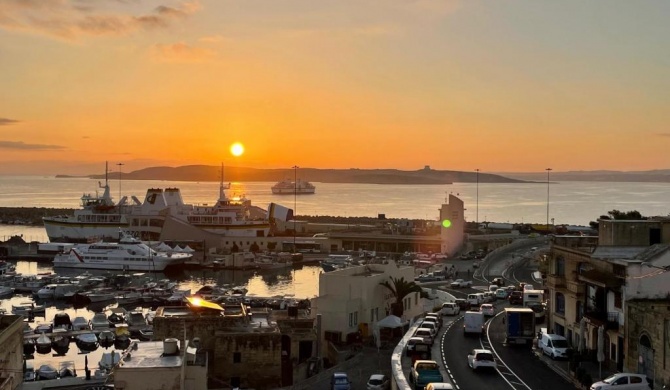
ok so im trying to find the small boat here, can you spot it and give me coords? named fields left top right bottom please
left=76, top=332, right=99, bottom=352
left=90, top=313, right=110, bottom=330
left=99, top=351, right=121, bottom=370
left=35, top=333, right=52, bottom=355
left=125, top=311, right=146, bottom=327
left=114, top=324, right=130, bottom=349
left=51, top=328, right=70, bottom=355
left=98, top=330, right=115, bottom=348
left=115, top=291, right=143, bottom=306
left=145, top=311, right=156, bottom=325
left=23, top=339, right=35, bottom=355
left=53, top=312, right=72, bottom=330
left=84, top=289, right=116, bottom=303
left=12, top=302, right=45, bottom=317
left=34, top=323, right=53, bottom=334
left=58, top=362, right=76, bottom=378
left=24, top=360, right=36, bottom=382
left=0, top=286, right=15, bottom=298
left=108, top=307, right=127, bottom=326
left=71, top=316, right=90, bottom=331
left=37, top=364, right=58, bottom=380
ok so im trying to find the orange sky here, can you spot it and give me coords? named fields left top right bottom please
left=1, top=1, right=669, bottom=175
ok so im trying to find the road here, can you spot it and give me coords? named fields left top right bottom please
left=439, top=238, right=575, bottom=390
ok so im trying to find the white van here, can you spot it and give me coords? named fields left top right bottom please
left=463, top=311, right=485, bottom=335
left=441, top=302, right=460, bottom=316
left=467, top=293, right=484, bottom=306
left=539, top=333, right=570, bottom=359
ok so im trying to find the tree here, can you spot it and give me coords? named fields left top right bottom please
left=607, top=209, right=644, bottom=220
left=379, top=276, right=429, bottom=317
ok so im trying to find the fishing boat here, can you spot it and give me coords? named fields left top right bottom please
left=58, top=362, right=76, bottom=378
left=99, top=351, right=121, bottom=370
left=113, top=324, right=131, bottom=350
left=71, top=316, right=90, bottom=331
left=115, top=290, right=142, bottom=306
left=108, top=308, right=127, bottom=326
left=53, top=231, right=191, bottom=271
left=51, top=328, right=71, bottom=355
left=36, top=364, right=58, bottom=380
left=35, top=333, right=52, bottom=355
left=84, top=289, right=116, bottom=303
left=76, top=332, right=99, bottom=352
left=271, top=178, right=316, bottom=195
left=53, top=312, right=72, bottom=330
left=90, top=313, right=110, bottom=330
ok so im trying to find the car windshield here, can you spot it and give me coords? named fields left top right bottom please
left=334, top=377, right=349, bottom=384
left=602, top=374, right=619, bottom=384
left=368, top=378, right=383, bottom=385
left=553, top=339, right=569, bottom=348
left=476, top=353, right=494, bottom=361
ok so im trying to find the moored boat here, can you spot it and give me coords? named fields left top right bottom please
left=36, top=364, right=58, bottom=380
left=76, top=332, right=99, bottom=352
left=35, top=333, right=52, bottom=355
left=98, top=330, right=115, bottom=348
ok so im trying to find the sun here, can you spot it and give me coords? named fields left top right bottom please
left=230, top=143, right=244, bottom=157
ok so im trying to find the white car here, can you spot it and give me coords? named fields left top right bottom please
left=450, top=279, right=472, bottom=288
left=589, top=373, right=652, bottom=390
left=467, top=349, right=496, bottom=371
left=366, top=374, right=390, bottom=390
left=480, top=304, right=495, bottom=317
left=440, top=302, right=460, bottom=316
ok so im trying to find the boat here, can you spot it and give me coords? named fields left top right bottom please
left=115, top=290, right=142, bottom=306
left=76, top=332, right=99, bottom=352
left=0, top=260, right=16, bottom=275
left=71, top=316, right=90, bottom=331
left=138, top=328, right=153, bottom=341
left=35, top=333, right=52, bottom=355
left=90, top=313, right=110, bottom=330
left=58, top=362, right=76, bottom=378
left=0, top=286, right=14, bottom=298
left=12, top=302, right=45, bottom=317
left=0, top=275, right=47, bottom=293
left=52, top=231, right=191, bottom=272
left=36, top=283, right=80, bottom=299
left=24, top=360, right=36, bottom=382
left=271, top=178, right=316, bottom=195
left=98, top=330, right=115, bottom=348
left=125, top=311, right=147, bottom=327
left=84, top=289, right=116, bottom=303
left=51, top=328, right=70, bottom=355
left=36, top=364, right=58, bottom=380
left=53, top=313, right=72, bottom=330
left=99, top=351, right=121, bottom=370
left=24, top=339, right=35, bottom=355
left=113, top=324, right=130, bottom=349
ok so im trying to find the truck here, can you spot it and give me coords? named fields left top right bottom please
left=523, top=289, right=546, bottom=323
left=409, top=360, right=444, bottom=390
left=504, top=307, right=535, bottom=345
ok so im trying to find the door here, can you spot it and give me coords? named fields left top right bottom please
left=637, top=335, right=654, bottom=384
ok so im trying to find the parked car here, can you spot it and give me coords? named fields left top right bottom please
left=450, top=279, right=472, bottom=288
left=467, top=349, right=496, bottom=371
left=414, top=328, right=435, bottom=345
left=331, top=372, right=352, bottom=390
left=406, top=337, right=428, bottom=357
left=539, top=333, right=571, bottom=360
left=366, top=374, right=390, bottom=390
left=440, top=302, right=460, bottom=316
left=425, top=384, right=454, bottom=390
left=424, top=313, right=442, bottom=329
left=589, top=373, right=652, bottom=390
left=419, top=321, right=438, bottom=336
left=480, top=304, right=495, bottom=317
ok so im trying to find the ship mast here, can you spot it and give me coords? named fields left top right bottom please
left=218, top=162, right=226, bottom=203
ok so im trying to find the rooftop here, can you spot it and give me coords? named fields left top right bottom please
left=117, top=341, right=182, bottom=369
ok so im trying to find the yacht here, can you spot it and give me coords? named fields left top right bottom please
left=36, top=283, right=80, bottom=299
left=271, top=178, right=316, bottom=195
left=52, top=231, right=191, bottom=271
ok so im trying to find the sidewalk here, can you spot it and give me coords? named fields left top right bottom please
left=532, top=345, right=615, bottom=389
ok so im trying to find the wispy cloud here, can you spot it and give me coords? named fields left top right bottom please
left=152, top=42, right=213, bottom=62
left=0, top=0, right=201, bottom=40
left=0, top=118, right=20, bottom=126
left=0, top=141, right=65, bottom=150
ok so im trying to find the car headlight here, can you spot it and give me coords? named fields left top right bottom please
left=593, top=386, right=601, bottom=390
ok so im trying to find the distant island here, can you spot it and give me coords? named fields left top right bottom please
left=57, top=165, right=526, bottom=185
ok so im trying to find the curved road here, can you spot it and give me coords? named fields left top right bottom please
left=439, top=238, right=574, bottom=390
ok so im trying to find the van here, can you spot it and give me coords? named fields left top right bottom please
left=440, top=302, right=460, bottom=316
left=463, top=311, right=485, bottom=335
left=539, top=333, right=570, bottom=360
left=467, top=293, right=483, bottom=306
left=425, top=383, right=454, bottom=390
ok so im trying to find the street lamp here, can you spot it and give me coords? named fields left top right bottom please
left=546, top=168, right=552, bottom=234
left=292, top=165, right=298, bottom=253
left=116, top=163, right=125, bottom=205
left=475, top=169, right=480, bottom=227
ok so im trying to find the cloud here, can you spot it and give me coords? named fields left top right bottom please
left=0, top=141, right=66, bottom=150
left=152, top=42, right=213, bottom=62
left=656, top=133, right=670, bottom=137
left=0, top=0, right=201, bottom=40
left=0, top=118, right=20, bottom=126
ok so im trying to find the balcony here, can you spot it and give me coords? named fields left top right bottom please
left=606, top=312, right=620, bottom=331
left=566, top=280, right=583, bottom=296
left=546, top=274, right=566, bottom=288
left=583, top=311, right=620, bottom=331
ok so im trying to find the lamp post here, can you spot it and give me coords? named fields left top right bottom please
left=475, top=169, right=480, bottom=227
left=292, top=165, right=298, bottom=253
left=546, top=168, right=552, bottom=234
left=116, top=163, right=125, bottom=204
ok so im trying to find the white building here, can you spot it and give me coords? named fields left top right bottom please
left=113, top=340, right=207, bottom=390
left=311, top=261, right=425, bottom=349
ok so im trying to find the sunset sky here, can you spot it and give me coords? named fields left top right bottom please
left=1, top=0, right=668, bottom=175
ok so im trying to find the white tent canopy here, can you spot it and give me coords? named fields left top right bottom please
left=183, top=245, right=195, bottom=253
left=376, top=315, right=404, bottom=329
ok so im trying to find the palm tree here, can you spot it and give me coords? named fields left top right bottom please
left=379, top=276, right=428, bottom=317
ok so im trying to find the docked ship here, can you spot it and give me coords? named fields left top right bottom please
left=52, top=232, right=190, bottom=271
left=271, top=179, right=316, bottom=195
left=43, top=163, right=291, bottom=243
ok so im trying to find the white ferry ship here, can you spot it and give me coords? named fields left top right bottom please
left=52, top=232, right=190, bottom=271
left=271, top=179, right=316, bottom=195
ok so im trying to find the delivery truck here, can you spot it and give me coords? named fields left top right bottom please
left=504, top=307, right=535, bottom=346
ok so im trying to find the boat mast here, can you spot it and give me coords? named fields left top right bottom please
left=218, top=162, right=227, bottom=203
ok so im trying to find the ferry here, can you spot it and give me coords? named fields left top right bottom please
left=271, top=179, right=316, bottom=195
left=52, top=232, right=190, bottom=271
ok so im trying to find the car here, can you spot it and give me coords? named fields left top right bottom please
left=454, top=298, right=471, bottom=311
left=509, top=291, right=523, bottom=305
left=488, top=285, right=498, bottom=292
left=418, top=323, right=437, bottom=338
left=480, top=303, right=495, bottom=317
left=425, top=384, right=454, bottom=390
left=495, top=288, right=510, bottom=300
left=467, top=349, right=496, bottom=371
left=539, top=333, right=571, bottom=360
left=366, top=374, right=390, bottom=390
left=492, top=277, right=504, bottom=286
left=440, top=302, right=460, bottom=316
left=424, top=313, right=443, bottom=328
left=331, top=372, right=352, bottom=390
left=406, top=337, right=428, bottom=357
left=450, top=279, right=472, bottom=288
left=482, top=292, right=495, bottom=303
left=589, top=373, right=652, bottom=390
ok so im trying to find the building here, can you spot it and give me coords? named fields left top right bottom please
left=113, top=340, right=208, bottom=390
left=439, top=194, right=465, bottom=256
left=152, top=298, right=316, bottom=389
left=0, top=315, right=23, bottom=390
left=310, top=261, right=424, bottom=365
left=546, top=218, right=670, bottom=387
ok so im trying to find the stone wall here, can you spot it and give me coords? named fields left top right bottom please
left=625, top=300, right=670, bottom=389
left=213, top=332, right=283, bottom=389
left=0, top=315, right=24, bottom=390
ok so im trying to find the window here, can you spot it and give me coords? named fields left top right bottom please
left=233, top=352, right=241, bottom=363
left=630, top=376, right=642, bottom=384
left=614, top=376, right=628, bottom=385
left=614, top=291, right=622, bottom=309
left=575, top=301, right=583, bottom=322
left=555, top=256, right=565, bottom=276
left=349, top=313, right=354, bottom=327
left=556, top=293, right=565, bottom=315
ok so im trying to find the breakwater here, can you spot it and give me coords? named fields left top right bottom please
left=0, top=207, right=73, bottom=226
